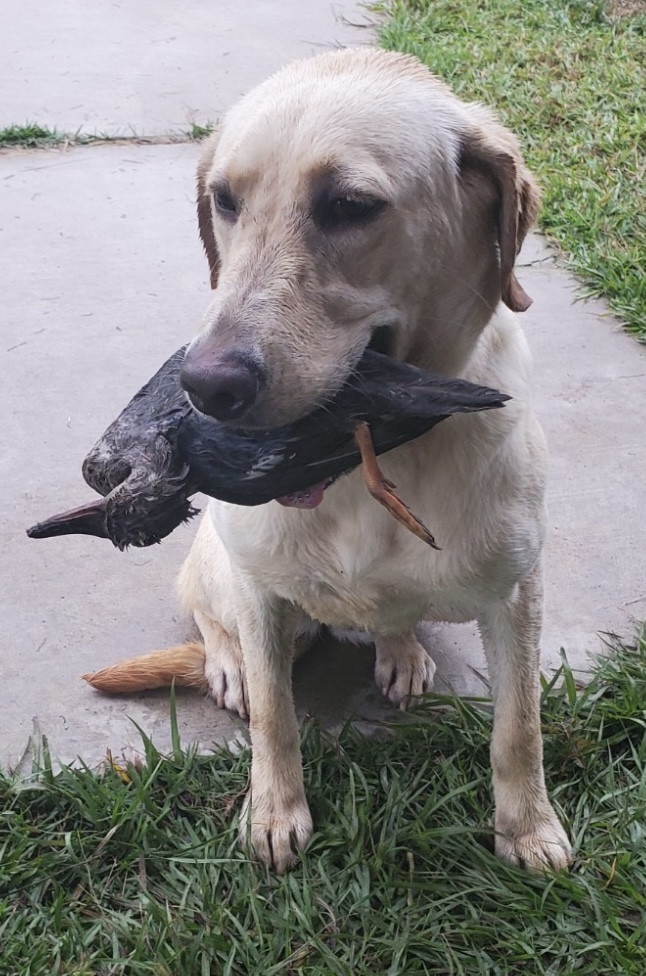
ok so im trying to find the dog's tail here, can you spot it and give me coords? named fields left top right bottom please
left=82, top=642, right=208, bottom=693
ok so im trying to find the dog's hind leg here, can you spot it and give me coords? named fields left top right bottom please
left=478, top=562, right=572, bottom=872
left=195, top=610, right=249, bottom=719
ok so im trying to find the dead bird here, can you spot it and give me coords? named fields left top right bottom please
left=26, top=346, right=510, bottom=550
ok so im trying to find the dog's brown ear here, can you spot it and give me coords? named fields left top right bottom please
left=460, top=124, right=540, bottom=312
left=196, top=134, right=221, bottom=290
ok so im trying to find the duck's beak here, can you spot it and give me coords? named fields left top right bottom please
left=26, top=500, right=108, bottom=541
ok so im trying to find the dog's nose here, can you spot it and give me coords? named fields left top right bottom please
left=180, top=351, right=261, bottom=422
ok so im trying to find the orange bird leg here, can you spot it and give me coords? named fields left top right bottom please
left=354, top=421, right=440, bottom=550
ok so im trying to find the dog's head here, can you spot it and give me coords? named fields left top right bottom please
left=182, top=48, right=539, bottom=427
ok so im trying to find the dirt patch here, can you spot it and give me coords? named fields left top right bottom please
left=607, top=0, right=646, bottom=19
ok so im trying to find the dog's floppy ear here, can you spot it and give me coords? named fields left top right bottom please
left=196, top=133, right=221, bottom=290
left=459, top=122, right=540, bottom=312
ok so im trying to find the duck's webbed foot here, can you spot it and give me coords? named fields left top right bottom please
left=353, top=421, right=440, bottom=550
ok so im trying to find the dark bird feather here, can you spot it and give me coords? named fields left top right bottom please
left=26, top=347, right=510, bottom=550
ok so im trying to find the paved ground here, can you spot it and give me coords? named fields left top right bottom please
left=2, top=1, right=645, bottom=770
left=5, top=0, right=373, bottom=136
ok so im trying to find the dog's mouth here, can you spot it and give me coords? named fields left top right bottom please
left=275, top=325, right=395, bottom=510
left=366, top=324, right=395, bottom=357
left=276, top=476, right=337, bottom=509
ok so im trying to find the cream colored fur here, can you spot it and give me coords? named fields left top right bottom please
left=167, top=48, right=570, bottom=873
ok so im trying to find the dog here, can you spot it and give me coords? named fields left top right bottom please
left=127, top=47, right=574, bottom=874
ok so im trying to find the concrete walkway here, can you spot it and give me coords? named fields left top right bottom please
left=2, top=2, right=645, bottom=770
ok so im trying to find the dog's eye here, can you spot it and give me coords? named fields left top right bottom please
left=214, top=189, right=238, bottom=219
left=322, top=195, right=386, bottom=229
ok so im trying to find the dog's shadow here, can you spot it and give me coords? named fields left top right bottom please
left=293, top=623, right=490, bottom=730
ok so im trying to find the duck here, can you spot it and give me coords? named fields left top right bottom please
left=26, top=346, right=510, bottom=551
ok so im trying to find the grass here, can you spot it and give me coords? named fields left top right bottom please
left=2, top=632, right=646, bottom=974
left=378, top=0, right=646, bottom=340
left=186, top=122, right=216, bottom=142
left=0, top=122, right=215, bottom=150
left=0, top=123, right=66, bottom=148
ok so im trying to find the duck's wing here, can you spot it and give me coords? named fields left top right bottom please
left=341, top=349, right=511, bottom=419
left=177, top=355, right=510, bottom=506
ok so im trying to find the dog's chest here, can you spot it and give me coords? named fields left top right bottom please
left=276, top=531, right=434, bottom=632
left=247, top=523, right=487, bottom=631
left=213, top=479, right=501, bottom=633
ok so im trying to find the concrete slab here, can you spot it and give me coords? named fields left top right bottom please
left=3, top=139, right=645, bottom=772
left=522, top=236, right=646, bottom=661
left=2, top=0, right=372, bottom=136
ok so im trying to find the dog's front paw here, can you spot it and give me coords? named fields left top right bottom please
left=374, top=634, right=436, bottom=710
left=495, top=809, right=572, bottom=873
left=239, top=790, right=313, bottom=873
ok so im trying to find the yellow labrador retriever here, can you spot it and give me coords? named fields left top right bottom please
left=158, top=48, right=572, bottom=873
